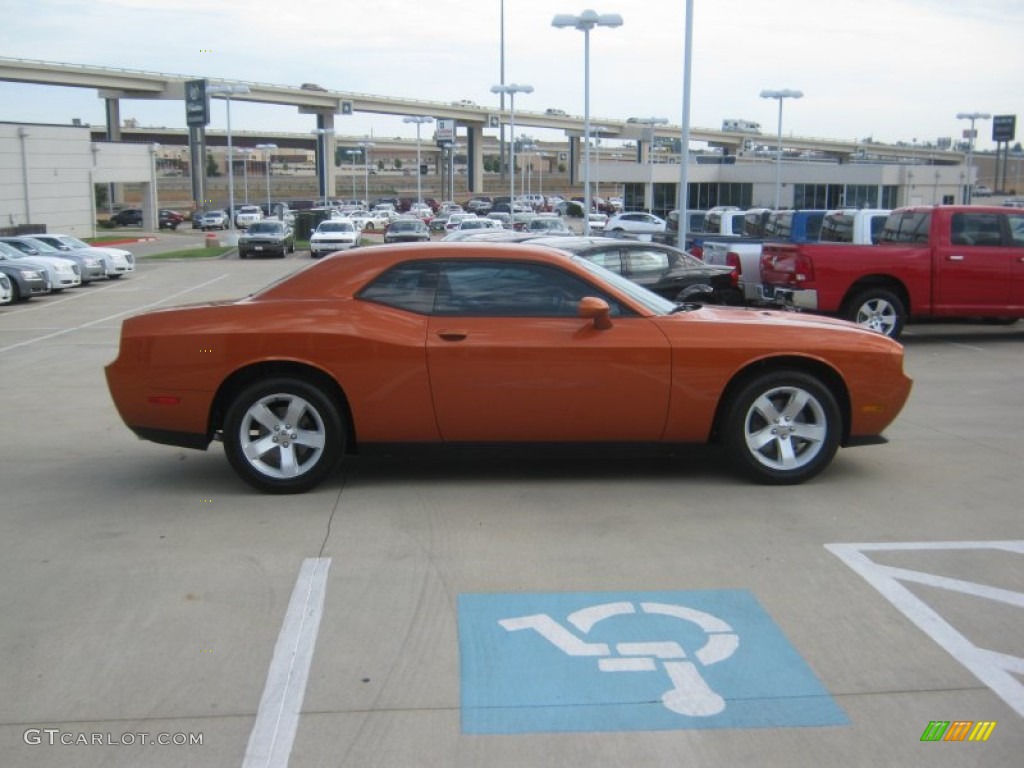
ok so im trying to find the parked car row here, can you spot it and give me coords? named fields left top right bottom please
left=0, top=234, right=135, bottom=305
left=108, top=208, right=184, bottom=230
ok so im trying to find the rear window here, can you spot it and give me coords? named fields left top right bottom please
left=880, top=212, right=931, bottom=244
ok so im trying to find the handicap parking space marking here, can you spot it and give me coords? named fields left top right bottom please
left=459, top=590, right=848, bottom=734
left=827, top=540, right=1024, bottom=719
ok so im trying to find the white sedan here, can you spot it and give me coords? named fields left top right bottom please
left=234, top=205, right=264, bottom=228
left=350, top=210, right=394, bottom=231
left=29, top=234, right=135, bottom=279
left=309, top=220, right=359, bottom=257
left=0, top=241, right=80, bottom=291
left=604, top=212, right=667, bottom=235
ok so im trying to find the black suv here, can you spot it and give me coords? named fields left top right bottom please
left=109, top=208, right=143, bottom=227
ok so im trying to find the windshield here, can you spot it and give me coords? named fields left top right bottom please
left=391, top=221, right=423, bottom=231
left=21, top=238, right=61, bottom=254
left=571, top=254, right=676, bottom=315
left=58, top=236, right=91, bottom=249
left=318, top=222, right=354, bottom=233
left=248, top=222, right=284, bottom=234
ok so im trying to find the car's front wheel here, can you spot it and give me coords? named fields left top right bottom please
left=722, top=370, right=841, bottom=485
left=223, top=377, right=345, bottom=494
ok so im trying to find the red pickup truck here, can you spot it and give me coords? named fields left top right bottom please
left=759, top=206, right=1024, bottom=338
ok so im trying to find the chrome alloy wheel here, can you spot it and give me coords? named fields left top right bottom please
left=238, top=392, right=327, bottom=479
left=742, top=385, right=828, bottom=472
left=853, top=297, right=898, bottom=336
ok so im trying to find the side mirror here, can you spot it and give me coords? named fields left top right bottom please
left=578, top=296, right=613, bottom=330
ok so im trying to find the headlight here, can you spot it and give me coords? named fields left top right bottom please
left=20, top=269, right=41, bottom=279
left=85, top=259, right=100, bottom=267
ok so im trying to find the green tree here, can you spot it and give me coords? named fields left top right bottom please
left=206, top=152, right=220, bottom=177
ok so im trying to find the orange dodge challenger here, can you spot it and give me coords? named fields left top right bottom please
left=105, top=242, right=912, bottom=493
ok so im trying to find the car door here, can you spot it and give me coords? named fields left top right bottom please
left=1006, top=211, right=1024, bottom=310
left=934, top=212, right=1012, bottom=311
left=425, top=259, right=672, bottom=442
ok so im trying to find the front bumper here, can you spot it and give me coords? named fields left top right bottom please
left=310, top=241, right=356, bottom=255
left=239, top=241, right=287, bottom=257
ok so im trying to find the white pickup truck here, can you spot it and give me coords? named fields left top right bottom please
left=704, top=208, right=888, bottom=304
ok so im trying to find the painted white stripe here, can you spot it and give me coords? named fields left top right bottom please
left=827, top=542, right=1024, bottom=718
left=599, top=658, right=657, bottom=672
left=0, top=273, right=228, bottom=353
left=243, top=557, right=330, bottom=768
left=1, top=277, right=129, bottom=315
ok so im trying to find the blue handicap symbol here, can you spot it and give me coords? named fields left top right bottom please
left=459, top=590, right=848, bottom=734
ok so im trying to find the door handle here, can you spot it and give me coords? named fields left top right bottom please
left=436, top=329, right=468, bottom=341
left=948, top=254, right=965, bottom=261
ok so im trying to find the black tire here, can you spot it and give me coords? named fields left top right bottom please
left=842, top=288, right=906, bottom=339
left=223, top=377, right=345, bottom=494
left=675, top=283, right=714, bottom=304
left=722, top=370, right=841, bottom=485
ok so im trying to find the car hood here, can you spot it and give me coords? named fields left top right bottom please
left=83, top=246, right=133, bottom=259
left=659, top=304, right=895, bottom=341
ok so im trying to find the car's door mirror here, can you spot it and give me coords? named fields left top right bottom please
left=578, top=296, right=612, bottom=330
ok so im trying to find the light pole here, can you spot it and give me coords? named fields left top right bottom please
left=359, top=139, right=375, bottom=205
left=956, top=111, right=991, bottom=204
left=591, top=125, right=610, bottom=201
left=403, top=116, right=434, bottom=205
left=553, top=10, right=623, bottom=235
left=630, top=117, right=668, bottom=214
left=490, top=83, right=533, bottom=210
left=255, top=142, right=277, bottom=217
left=310, top=128, right=335, bottom=207
left=760, top=89, right=803, bottom=209
left=238, top=148, right=253, bottom=204
left=345, top=150, right=359, bottom=197
left=678, top=0, right=694, bottom=247
left=207, top=84, right=251, bottom=229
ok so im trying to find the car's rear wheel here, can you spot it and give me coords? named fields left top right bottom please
left=843, top=288, right=905, bottom=339
left=223, top=377, right=345, bottom=494
left=722, top=371, right=840, bottom=485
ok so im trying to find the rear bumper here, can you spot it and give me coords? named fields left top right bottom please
left=758, top=284, right=819, bottom=311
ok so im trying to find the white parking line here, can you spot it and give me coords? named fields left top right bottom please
left=827, top=541, right=1024, bottom=718
left=243, top=557, right=331, bottom=768
left=1, top=276, right=138, bottom=315
left=0, top=273, right=228, bottom=353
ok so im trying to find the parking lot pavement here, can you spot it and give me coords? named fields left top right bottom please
left=0, top=258, right=1022, bottom=767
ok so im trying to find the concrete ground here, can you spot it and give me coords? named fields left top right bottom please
left=0, top=244, right=1021, bottom=767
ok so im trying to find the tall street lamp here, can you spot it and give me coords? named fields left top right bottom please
left=403, top=116, right=434, bottom=205
left=760, top=89, right=803, bottom=209
left=359, top=139, right=375, bottom=204
left=255, top=142, right=277, bottom=217
left=553, top=9, right=623, bottom=235
left=344, top=149, right=360, bottom=197
left=237, top=148, right=253, bottom=204
left=207, top=84, right=251, bottom=229
left=591, top=125, right=611, bottom=201
left=490, top=83, right=533, bottom=210
left=630, top=116, right=668, bottom=213
left=956, top=111, right=991, bottom=204
left=310, top=128, right=335, bottom=207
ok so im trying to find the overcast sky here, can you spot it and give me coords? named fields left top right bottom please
left=1, top=0, right=1020, bottom=149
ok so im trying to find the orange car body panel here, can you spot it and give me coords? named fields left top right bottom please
left=105, top=243, right=911, bottom=449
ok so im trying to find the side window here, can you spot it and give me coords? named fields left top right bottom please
left=1007, top=214, right=1024, bottom=247
left=580, top=249, right=623, bottom=274
left=434, top=261, right=624, bottom=318
left=358, top=261, right=438, bottom=314
left=951, top=213, right=1003, bottom=246
left=881, top=212, right=931, bottom=243
left=625, top=248, right=671, bottom=275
